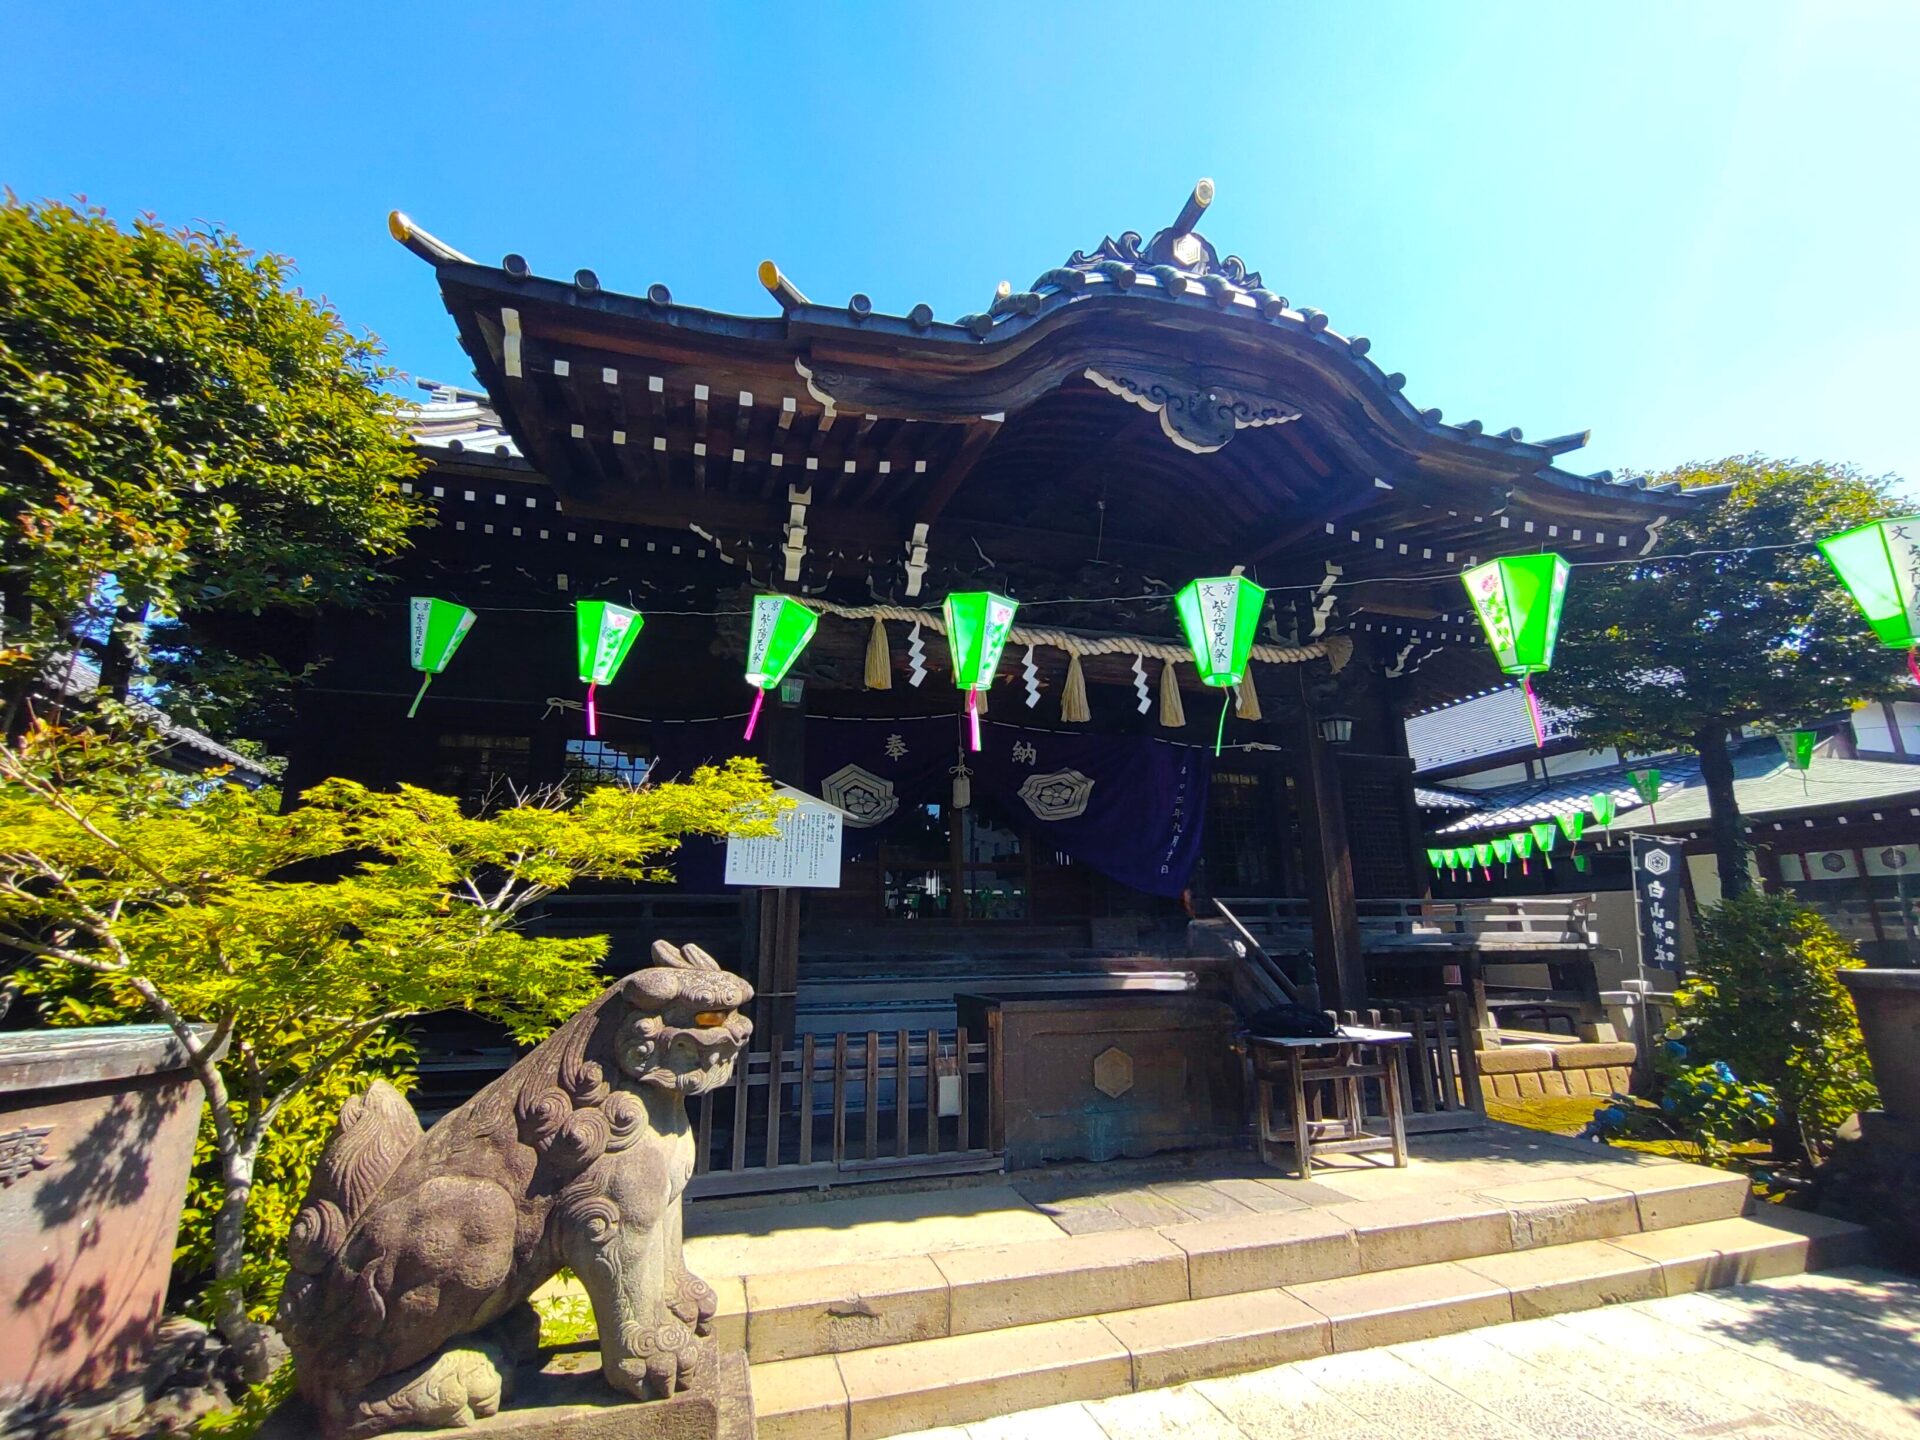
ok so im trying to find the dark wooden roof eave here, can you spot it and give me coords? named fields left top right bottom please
left=414, top=250, right=1699, bottom=529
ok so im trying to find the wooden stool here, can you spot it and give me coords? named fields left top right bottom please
left=1247, top=1027, right=1411, bottom=1179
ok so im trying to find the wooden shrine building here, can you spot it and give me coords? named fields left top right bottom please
left=283, top=184, right=1701, bottom=1183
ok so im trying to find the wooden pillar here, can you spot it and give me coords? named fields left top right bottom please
left=1290, top=668, right=1366, bottom=1014
left=747, top=689, right=807, bottom=1050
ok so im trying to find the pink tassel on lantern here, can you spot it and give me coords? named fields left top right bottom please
left=585, top=682, right=599, bottom=737
left=744, top=688, right=766, bottom=740
left=1907, top=646, right=1920, bottom=688
left=966, top=688, right=982, bottom=751
left=1522, top=674, right=1546, bottom=748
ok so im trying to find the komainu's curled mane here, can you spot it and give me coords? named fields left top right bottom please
left=278, top=942, right=752, bottom=1438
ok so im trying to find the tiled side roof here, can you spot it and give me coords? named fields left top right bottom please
left=406, top=381, right=523, bottom=460
left=43, top=656, right=270, bottom=780
left=1405, top=687, right=1578, bottom=772
left=1427, top=735, right=1888, bottom=838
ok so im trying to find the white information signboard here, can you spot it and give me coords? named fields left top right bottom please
left=724, top=785, right=846, bottom=889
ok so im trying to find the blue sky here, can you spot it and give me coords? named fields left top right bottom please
left=6, top=1, right=1917, bottom=490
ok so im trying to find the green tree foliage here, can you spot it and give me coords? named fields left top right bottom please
left=1547, top=456, right=1904, bottom=895
left=0, top=196, right=426, bottom=732
left=1675, top=891, right=1875, bottom=1162
left=0, top=725, right=781, bottom=1374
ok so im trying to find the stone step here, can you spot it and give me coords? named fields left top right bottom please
left=725, top=1160, right=1751, bottom=1367
left=749, top=1208, right=1871, bottom=1440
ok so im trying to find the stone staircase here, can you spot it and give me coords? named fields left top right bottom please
left=729, top=1162, right=1869, bottom=1439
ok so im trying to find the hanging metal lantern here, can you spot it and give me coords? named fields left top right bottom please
left=406, top=597, right=476, bottom=718
left=943, top=591, right=1019, bottom=751
left=576, top=600, right=645, bottom=737
left=1817, top=516, right=1920, bottom=683
left=1473, top=841, right=1494, bottom=879
left=1426, top=847, right=1446, bottom=873
left=743, top=594, right=819, bottom=739
left=1173, top=575, right=1268, bottom=755
left=1492, top=837, right=1514, bottom=875
left=1461, top=553, right=1571, bottom=748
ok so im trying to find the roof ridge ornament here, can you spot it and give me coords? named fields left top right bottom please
left=1056, top=180, right=1263, bottom=290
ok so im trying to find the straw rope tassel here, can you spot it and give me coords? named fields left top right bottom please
left=1061, top=654, right=1091, bottom=723
left=1158, top=660, right=1187, bottom=728
left=1235, top=675, right=1263, bottom=721
left=864, top=617, right=892, bottom=690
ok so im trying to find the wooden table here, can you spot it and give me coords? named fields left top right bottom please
left=1246, top=1026, right=1411, bottom=1178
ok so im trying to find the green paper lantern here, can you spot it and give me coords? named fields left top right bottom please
left=1816, top=516, right=1920, bottom=655
left=1461, top=553, right=1572, bottom=675
left=1473, top=842, right=1494, bottom=873
left=1512, top=830, right=1535, bottom=873
left=1627, top=768, right=1661, bottom=806
left=406, top=596, right=476, bottom=718
left=1778, top=729, right=1816, bottom=770
left=1589, top=792, right=1616, bottom=828
left=1530, top=820, right=1558, bottom=853
left=742, top=594, right=819, bottom=739
left=746, top=594, right=819, bottom=690
left=576, top=600, right=645, bottom=735
left=1461, top=552, right=1570, bottom=748
left=944, top=590, right=1019, bottom=749
left=1173, top=576, right=1266, bottom=686
left=1173, top=574, right=1267, bottom=754
left=1492, top=837, right=1514, bottom=870
left=1557, top=810, right=1584, bottom=845
left=1450, top=847, right=1469, bottom=872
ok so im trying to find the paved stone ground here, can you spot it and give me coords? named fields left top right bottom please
left=679, top=1126, right=1686, bottom=1279
left=890, top=1267, right=1920, bottom=1440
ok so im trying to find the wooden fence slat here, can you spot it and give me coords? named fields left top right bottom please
left=895, top=1028, right=911, bottom=1160
left=765, top=1036, right=784, bottom=1169
left=924, top=1029, right=939, bottom=1158
left=1408, top=1007, right=1437, bottom=1113
left=730, top=1047, right=751, bottom=1173
left=799, top=1035, right=817, bottom=1166
left=832, top=1033, right=848, bottom=1165
left=1449, top=991, right=1487, bottom=1115
left=956, top=1025, right=971, bottom=1151
left=864, top=1031, right=880, bottom=1162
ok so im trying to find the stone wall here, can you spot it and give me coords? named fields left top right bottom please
left=1475, top=1041, right=1636, bottom=1103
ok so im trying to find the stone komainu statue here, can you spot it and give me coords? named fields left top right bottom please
left=278, top=942, right=752, bottom=1439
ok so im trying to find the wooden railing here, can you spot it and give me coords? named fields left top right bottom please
left=685, top=1028, right=998, bottom=1198
left=1358, top=899, right=1596, bottom=949
left=1200, top=897, right=1597, bottom=954
left=1332, top=993, right=1485, bottom=1133
left=1208, top=898, right=1311, bottom=1009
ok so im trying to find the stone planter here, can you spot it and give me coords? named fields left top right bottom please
left=1837, top=968, right=1919, bottom=1119
left=0, top=1025, right=212, bottom=1423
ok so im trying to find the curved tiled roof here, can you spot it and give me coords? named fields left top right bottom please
left=387, top=187, right=1701, bottom=512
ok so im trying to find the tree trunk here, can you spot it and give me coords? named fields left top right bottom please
left=211, top=1136, right=276, bottom=1381
left=97, top=603, right=148, bottom=702
left=1694, top=723, right=1751, bottom=899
